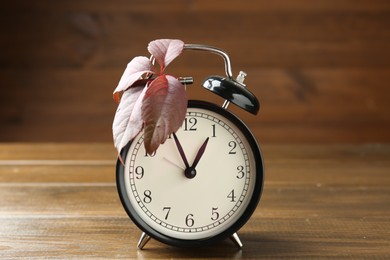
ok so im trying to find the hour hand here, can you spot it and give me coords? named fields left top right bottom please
left=191, top=137, right=209, bottom=169
left=172, top=132, right=190, bottom=169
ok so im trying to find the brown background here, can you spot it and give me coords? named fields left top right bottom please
left=1, top=0, right=389, bottom=144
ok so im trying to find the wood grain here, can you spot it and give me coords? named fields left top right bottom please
left=1, top=0, right=390, bottom=143
left=0, top=143, right=389, bottom=259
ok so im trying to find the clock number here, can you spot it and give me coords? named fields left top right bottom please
left=143, top=190, right=152, bottom=204
left=163, top=207, right=171, bottom=220
left=228, top=141, right=237, bottom=154
left=185, top=214, right=195, bottom=227
left=237, top=165, right=245, bottom=179
left=211, top=124, right=216, bottom=137
left=211, top=207, right=219, bottom=221
left=135, top=166, right=144, bottom=179
left=227, top=189, right=236, bottom=202
left=184, top=117, right=197, bottom=131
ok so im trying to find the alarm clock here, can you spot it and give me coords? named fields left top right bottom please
left=116, top=44, right=264, bottom=249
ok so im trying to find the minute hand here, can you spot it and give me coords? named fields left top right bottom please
left=191, top=137, right=209, bottom=169
left=172, top=132, right=190, bottom=169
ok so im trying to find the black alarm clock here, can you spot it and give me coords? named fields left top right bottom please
left=116, top=44, right=264, bottom=249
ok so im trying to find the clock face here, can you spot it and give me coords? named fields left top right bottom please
left=117, top=101, right=263, bottom=246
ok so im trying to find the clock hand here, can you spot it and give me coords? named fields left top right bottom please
left=191, top=137, right=209, bottom=169
left=172, top=132, right=190, bottom=169
left=163, top=157, right=185, bottom=170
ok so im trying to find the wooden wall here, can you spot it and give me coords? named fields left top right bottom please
left=1, top=0, right=389, bottom=143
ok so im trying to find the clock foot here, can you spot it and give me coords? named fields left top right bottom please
left=230, top=232, right=243, bottom=248
left=137, top=232, right=151, bottom=250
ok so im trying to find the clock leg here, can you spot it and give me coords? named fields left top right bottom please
left=230, top=232, right=243, bottom=248
left=137, top=232, right=151, bottom=249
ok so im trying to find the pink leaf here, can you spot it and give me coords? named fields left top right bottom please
left=141, top=75, right=187, bottom=154
left=112, top=83, right=148, bottom=154
left=113, top=56, right=154, bottom=103
left=147, top=39, right=184, bottom=72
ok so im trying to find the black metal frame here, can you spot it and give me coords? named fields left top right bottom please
left=116, top=100, right=264, bottom=248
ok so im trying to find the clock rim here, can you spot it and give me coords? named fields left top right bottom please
left=116, top=100, right=264, bottom=247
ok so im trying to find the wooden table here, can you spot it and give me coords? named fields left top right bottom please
left=0, top=143, right=389, bottom=259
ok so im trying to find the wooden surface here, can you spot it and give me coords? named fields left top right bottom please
left=0, top=143, right=389, bottom=259
left=1, top=0, right=390, bottom=143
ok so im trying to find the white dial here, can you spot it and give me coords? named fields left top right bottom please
left=118, top=101, right=262, bottom=244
